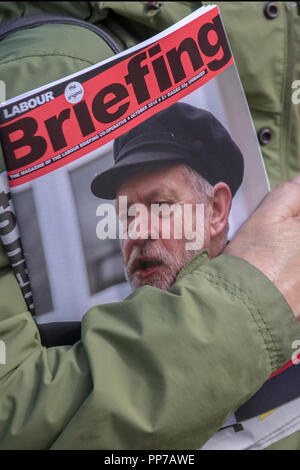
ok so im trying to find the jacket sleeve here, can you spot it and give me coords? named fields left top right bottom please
left=0, top=240, right=299, bottom=450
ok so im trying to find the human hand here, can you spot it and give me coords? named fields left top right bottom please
left=224, top=176, right=300, bottom=324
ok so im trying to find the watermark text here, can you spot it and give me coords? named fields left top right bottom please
left=0, top=340, right=6, bottom=365
left=292, top=80, right=300, bottom=104
left=0, top=80, right=6, bottom=104
left=291, top=340, right=300, bottom=365
left=96, top=197, right=205, bottom=250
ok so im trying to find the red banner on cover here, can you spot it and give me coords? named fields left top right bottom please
left=0, top=6, right=234, bottom=187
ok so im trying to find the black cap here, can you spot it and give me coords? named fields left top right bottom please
left=91, top=102, right=244, bottom=199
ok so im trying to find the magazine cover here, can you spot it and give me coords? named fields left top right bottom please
left=0, top=5, right=269, bottom=323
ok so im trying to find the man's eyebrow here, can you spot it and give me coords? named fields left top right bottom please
left=116, top=188, right=178, bottom=214
left=145, top=188, right=178, bottom=201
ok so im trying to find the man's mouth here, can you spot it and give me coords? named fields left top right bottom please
left=133, top=257, right=164, bottom=279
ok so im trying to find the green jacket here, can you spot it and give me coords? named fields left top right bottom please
left=0, top=1, right=299, bottom=449
left=0, top=243, right=299, bottom=449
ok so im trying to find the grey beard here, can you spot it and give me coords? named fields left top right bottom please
left=123, top=243, right=199, bottom=291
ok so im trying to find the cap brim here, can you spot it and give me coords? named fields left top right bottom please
left=91, top=151, right=184, bottom=200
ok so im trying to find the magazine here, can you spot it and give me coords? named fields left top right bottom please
left=0, top=4, right=269, bottom=322
left=1, top=3, right=300, bottom=451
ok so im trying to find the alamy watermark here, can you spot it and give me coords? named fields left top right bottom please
left=0, top=340, right=6, bottom=365
left=0, top=80, right=6, bottom=104
left=292, top=80, right=300, bottom=104
left=291, top=340, right=300, bottom=365
left=96, top=197, right=205, bottom=250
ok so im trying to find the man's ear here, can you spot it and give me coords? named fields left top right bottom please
left=209, top=182, right=232, bottom=239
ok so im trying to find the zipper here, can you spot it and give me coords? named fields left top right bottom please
left=0, top=13, right=124, bottom=54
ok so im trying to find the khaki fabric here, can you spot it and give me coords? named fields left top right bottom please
left=205, top=1, right=300, bottom=188
left=265, top=430, right=300, bottom=451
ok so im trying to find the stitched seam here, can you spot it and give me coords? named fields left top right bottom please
left=0, top=53, right=95, bottom=67
left=177, top=251, right=209, bottom=280
left=199, top=269, right=279, bottom=370
left=179, top=268, right=278, bottom=373
left=197, top=265, right=278, bottom=352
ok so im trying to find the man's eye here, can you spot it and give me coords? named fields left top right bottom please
left=156, top=201, right=170, bottom=207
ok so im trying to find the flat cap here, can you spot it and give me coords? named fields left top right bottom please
left=91, top=102, right=244, bottom=199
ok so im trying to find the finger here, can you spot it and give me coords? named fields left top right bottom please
left=259, top=181, right=300, bottom=220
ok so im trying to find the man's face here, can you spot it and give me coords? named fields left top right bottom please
left=116, top=163, right=212, bottom=291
